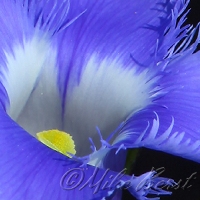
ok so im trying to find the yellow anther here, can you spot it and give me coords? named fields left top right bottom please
left=36, top=129, right=76, bottom=157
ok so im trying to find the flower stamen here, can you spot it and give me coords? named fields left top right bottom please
left=36, top=129, right=76, bottom=157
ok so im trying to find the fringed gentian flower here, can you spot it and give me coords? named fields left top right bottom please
left=0, top=0, right=199, bottom=199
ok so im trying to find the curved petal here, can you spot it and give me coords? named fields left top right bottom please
left=129, top=51, right=200, bottom=163
left=0, top=108, right=175, bottom=200
left=111, top=2, right=200, bottom=163
left=0, top=108, right=119, bottom=199
left=0, top=109, right=89, bottom=199
left=56, top=0, right=183, bottom=155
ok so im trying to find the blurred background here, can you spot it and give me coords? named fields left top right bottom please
left=122, top=0, right=200, bottom=199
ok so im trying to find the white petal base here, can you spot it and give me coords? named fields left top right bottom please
left=64, top=55, right=156, bottom=155
left=3, top=33, right=62, bottom=135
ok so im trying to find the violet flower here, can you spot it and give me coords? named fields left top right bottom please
left=0, top=0, right=199, bottom=199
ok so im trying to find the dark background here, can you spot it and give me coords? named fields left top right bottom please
left=122, top=0, right=200, bottom=199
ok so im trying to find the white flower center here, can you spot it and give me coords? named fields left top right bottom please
left=2, top=34, right=157, bottom=156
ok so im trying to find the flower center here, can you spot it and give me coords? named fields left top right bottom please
left=36, top=129, right=76, bottom=157
left=2, top=34, right=156, bottom=156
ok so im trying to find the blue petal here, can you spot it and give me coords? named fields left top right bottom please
left=0, top=108, right=90, bottom=199
left=55, top=0, right=183, bottom=155
left=128, top=52, right=200, bottom=163
left=111, top=1, right=200, bottom=163
left=56, top=0, right=176, bottom=95
left=0, top=107, right=175, bottom=199
left=0, top=108, right=118, bottom=199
